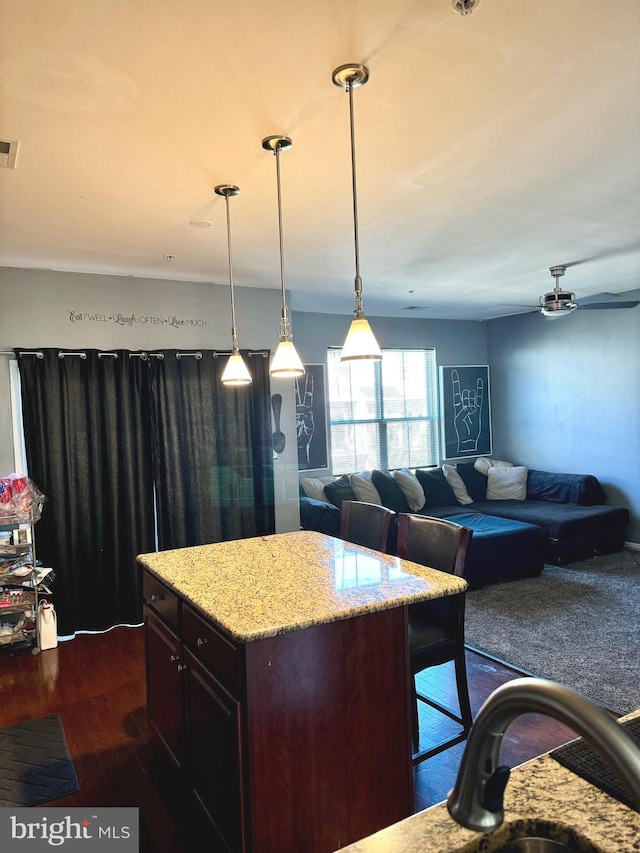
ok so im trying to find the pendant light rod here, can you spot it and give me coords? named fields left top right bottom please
left=332, top=63, right=381, bottom=361
left=214, top=184, right=252, bottom=385
left=262, top=135, right=304, bottom=378
left=333, top=64, right=369, bottom=319
left=262, top=135, right=293, bottom=337
left=348, top=77, right=362, bottom=303
left=215, top=184, right=241, bottom=353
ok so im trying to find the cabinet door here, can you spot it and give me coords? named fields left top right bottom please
left=183, top=647, right=245, bottom=853
left=145, top=608, right=182, bottom=767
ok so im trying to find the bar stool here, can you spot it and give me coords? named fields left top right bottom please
left=396, top=512, right=474, bottom=764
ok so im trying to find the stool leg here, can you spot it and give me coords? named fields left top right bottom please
left=411, top=679, right=420, bottom=753
left=454, top=646, right=473, bottom=732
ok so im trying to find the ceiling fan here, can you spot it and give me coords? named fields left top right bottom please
left=538, top=265, right=639, bottom=319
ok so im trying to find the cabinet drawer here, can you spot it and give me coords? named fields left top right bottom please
left=182, top=603, right=243, bottom=696
left=143, top=573, right=179, bottom=631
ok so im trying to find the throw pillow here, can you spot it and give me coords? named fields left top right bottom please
left=415, top=468, right=457, bottom=507
left=349, top=471, right=382, bottom=505
left=392, top=468, right=426, bottom=511
left=371, top=470, right=410, bottom=513
left=301, top=476, right=337, bottom=503
left=456, top=461, right=487, bottom=502
left=486, top=466, right=528, bottom=500
left=442, top=464, right=474, bottom=506
left=323, top=474, right=357, bottom=508
left=474, top=457, right=514, bottom=476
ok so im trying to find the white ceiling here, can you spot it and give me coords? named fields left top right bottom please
left=1, top=0, right=639, bottom=321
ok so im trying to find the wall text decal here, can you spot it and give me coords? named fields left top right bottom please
left=68, top=311, right=207, bottom=327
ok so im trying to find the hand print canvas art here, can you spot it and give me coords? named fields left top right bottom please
left=296, top=364, right=328, bottom=470
left=440, top=365, right=492, bottom=459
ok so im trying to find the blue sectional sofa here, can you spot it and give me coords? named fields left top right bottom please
left=299, top=464, right=630, bottom=589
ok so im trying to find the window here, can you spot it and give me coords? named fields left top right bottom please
left=327, top=349, right=439, bottom=474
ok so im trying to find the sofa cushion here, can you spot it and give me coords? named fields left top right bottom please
left=436, top=510, right=546, bottom=588
left=470, top=500, right=630, bottom=541
left=299, top=496, right=341, bottom=537
left=526, top=470, right=606, bottom=506
left=392, top=468, right=426, bottom=511
left=324, top=474, right=356, bottom=508
left=301, top=476, right=337, bottom=503
left=456, top=461, right=488, bottom=502
left=349, top=471, right=382, bottom=505
left=486, top=466, right=528, bottom=500
left=415, top=468, right=457, bottom=507
left=372, top=470, right=409, bottom=513
left=474, top=457, right=514, bottom=475
left=443, top=464, right=474, bottom=505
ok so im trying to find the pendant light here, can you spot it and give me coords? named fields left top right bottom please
left=215, top=184, right=252, bottom=386
left=262, top=135, right=305, bottom=378
left=332, top=64, right=382, bottom=362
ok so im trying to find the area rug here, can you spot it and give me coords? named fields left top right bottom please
left=464, top=550, right=640, bottom=714
left=0, top=715, right=79, bottom=806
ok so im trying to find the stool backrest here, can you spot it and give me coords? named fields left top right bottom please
left=340, top=500, right=395, bottom=553
left=396, top=513, right=472, bottom=578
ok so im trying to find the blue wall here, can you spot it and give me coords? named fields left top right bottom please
left=487, top=292, right=640, bottom=543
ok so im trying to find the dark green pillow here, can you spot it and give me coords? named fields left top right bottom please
left=371, top=470, right=409, bottom=513
left=324, top=474, right=356, bottom=508
left=456, top=462, right=487, bottom=502
left=415, top=467, right=457, bottom=507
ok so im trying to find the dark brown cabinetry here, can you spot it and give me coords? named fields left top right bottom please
left=143, top=568, right=414, bottom=853
left=182, top=647, right=244, bottom=852
left=145, top=609, right=182, bottom=767
left=143, top=574, right=244, bottom=852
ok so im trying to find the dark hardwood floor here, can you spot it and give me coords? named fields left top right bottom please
left=0, top=627, right=583, bottom=852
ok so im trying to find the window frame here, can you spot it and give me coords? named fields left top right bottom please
left=326, top=347, right=439, bottom=474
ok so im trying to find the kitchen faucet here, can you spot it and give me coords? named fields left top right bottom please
left=447, top=677, right=640, bottom=832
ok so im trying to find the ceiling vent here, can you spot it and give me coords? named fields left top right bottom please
left=0, top=139, right=20, bottom=169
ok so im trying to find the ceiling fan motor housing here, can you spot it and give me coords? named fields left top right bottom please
left=541, top=290, right=575, bottom=306
left=540, top=290, right=578, bottom=314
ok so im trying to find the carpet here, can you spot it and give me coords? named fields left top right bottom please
left=464, top=550, right=640, bottom=714
left=0, top=715, right=79, bottom=806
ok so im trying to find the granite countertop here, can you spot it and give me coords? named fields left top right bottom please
left=335, top=709, right=640, bottom=853
left=137, top=530, right=466, bottom=643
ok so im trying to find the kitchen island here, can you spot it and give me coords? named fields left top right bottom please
left=137, top=530, right=467, bottom=853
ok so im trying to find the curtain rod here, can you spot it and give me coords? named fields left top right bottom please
left=10, top=349, right=269, bottom=359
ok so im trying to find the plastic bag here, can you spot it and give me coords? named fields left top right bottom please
left=0, top=474, right=46, bottom=524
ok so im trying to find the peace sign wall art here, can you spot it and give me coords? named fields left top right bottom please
left=295, top=364, right=329, bottom=470
left=439, top=365, right=492, bottom=459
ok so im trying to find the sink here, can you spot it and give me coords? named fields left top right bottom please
left=469, top=820, right=604, bottom=853
left=495, top=839, right=580, bottom=852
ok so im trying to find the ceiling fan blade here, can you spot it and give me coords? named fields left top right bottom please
left=483, top=306, right=540, bottom=320
left=579, top=300, right=639, bottom=310
left=577, top=292, right=639, bottom=310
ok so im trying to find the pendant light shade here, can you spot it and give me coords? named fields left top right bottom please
left=215, top=184, right=252, bottom=386
left=221, top=351, right=252, bottom=384
left=339, top=317, right=381, bottom=360
left=269, top=338, right=304, bottom=375
left=262, top=135, right=305, bottom=378
left=332, top=64, right=382, bottom=362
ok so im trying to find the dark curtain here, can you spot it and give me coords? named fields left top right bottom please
left=16, top=349, right=156, bottom=636
left=149, top=350, right=275, bottom=549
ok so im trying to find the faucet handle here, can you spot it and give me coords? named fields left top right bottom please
left=482, top=765, right=510, bottom=813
